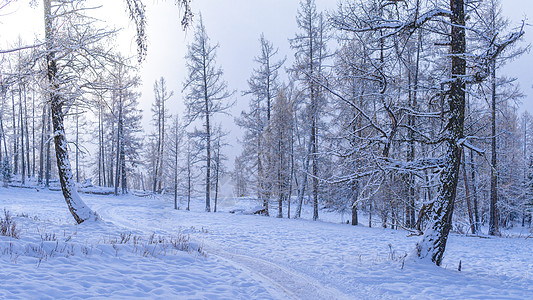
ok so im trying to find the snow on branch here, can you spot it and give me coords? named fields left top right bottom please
left=457, top=138, right=485, bottom=155
left=383, top=157, right=446, bottom=173
left=333, top=7, right=451, bottom=39
left=468, top=23, right=526, bottom=83
left=124, top=0, right=147, bottom=62
left=0, top=43, right=45, bottom=54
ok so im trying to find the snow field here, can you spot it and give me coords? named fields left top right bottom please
left=1, top=187, right=532, bottom=299
left=0, top=188, right=272, bottom=299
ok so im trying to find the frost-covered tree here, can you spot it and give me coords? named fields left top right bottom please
left=239, top=34, right=285, bottom=215
left=183, top=15, right=233, bottom=212
left=211, top=125, right=228, bottom=213
left=332, top=0, right=524, bottom=265
left=43, top=0, right=113, bottom=223
left=330, top=32, right=379, bottom=226
left=290, top=0, right=329, bottom=220
left=183, top=132, right=201, bottom=211
left=169, top=115, right=185, bottom=209
left=525, top=155, right=533, bottom=227
left=1, top=0, right=191, bottom=224
left=108, top=59, right=143, bottom=195
left=150, top=77, right=173, bottom=194
left=232, top=155, right=248, bottom=197
left=263, top=90, right=293, bottom=218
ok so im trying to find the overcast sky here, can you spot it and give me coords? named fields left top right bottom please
left=1, top=0, right=532, bottom=162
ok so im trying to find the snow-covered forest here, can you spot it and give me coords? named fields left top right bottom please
left=1, top=0, right=532, bottom=298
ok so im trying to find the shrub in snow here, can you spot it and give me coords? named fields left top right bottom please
left=0, top=209, right=19, bottom=239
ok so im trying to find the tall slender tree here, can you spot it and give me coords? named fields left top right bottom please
left=290, top=0, right=329, bottom=220
left=241, top=34, right=285, bottom=215
left=183, top=15, right=233, bottom=212
left=151, top=77, right=173, bottom=193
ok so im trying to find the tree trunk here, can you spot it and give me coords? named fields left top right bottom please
left=97, top=99, right=102, bottom=186
left=158, top=91, right=165, bottom=193
left=462, top=150, right=476, bottom=234
left=488, top=58, right=500, bottom=236
left=32, top=90, right=36, bottom=178
left=311, top=117, right=319, bottom=221
left=120, top=143, right=126, bottom=194
left=152, top=96, right=161, bottom=193
left=295, top=134, right=312, bottom=218
left=214, top=140, right=220, bottom=213
left=368, top=200, right=372, bottom=228
left=24, top=87, right=30, bottom=179
left=12, top=92, right=17, bottom=175
left=20, top=88, right=25, bottom=185
left=186, top=141, right=192, bottom=211
left=45, top=107, right=51, bottom=188
left=351, top=180, right=358, bottom=226
left=287, top=133, right=294, bottom=219
left=415, top=0, right=466, bottom=266
left=205, top=114, right=211, bottom=212
left=470, top=149, right=480, bottom=233
left=108, top=119, right=114, bottom=189
left=278, top=139, right=283, bottom=218
left=174, top=136, right=178, bottom=210
left=114, top=89, right=123, bottom=196
left=0, top=96, right=7, bottom=162
left=405, top=31, right=421, bottom=229
left=38, top=105, right=46, bottom=184
left=50, top=97, right=94, bottom=223
left=75, top=105, right=80, bottom=183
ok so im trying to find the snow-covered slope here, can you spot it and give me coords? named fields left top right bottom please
left=1, top=187, right=531, bottom=299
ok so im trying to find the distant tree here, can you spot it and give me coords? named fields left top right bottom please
left=211, top=125, right=228, bottom=213
left=169, top=115, right=185, bottom=209
left=264, top=90, right=293, bottom=218
left=290, top=0, right=329, bottom=220
left=525, top=155, right=533, bottom=227
left=183, top=132, right=201, bottom=211
left=112, top=59, right=143, bottom=195
left=232, top=155, right=248, bottom=197
left=240, top=34, right=285, bottom=215
left=151, top=77, right=173, bottom=193
left=183, top=15, right=233, bottom=212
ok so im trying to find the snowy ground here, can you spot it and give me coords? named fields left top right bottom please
left=0, top=186, right=532, bottom=299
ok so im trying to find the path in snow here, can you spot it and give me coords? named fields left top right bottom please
left=85, top=192, right=533, bottom=299
left=212, top=248, right=351, bottom=300
left=89, top=195, right=351, bottom=299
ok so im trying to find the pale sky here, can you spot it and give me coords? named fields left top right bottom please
left=1, top=0, right=532, bottom=163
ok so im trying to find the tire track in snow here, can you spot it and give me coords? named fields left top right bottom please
left=208, top=247, right=352, bottom=300
left=208, top=251, right=299, bottom=300
left=91, top=201, right=351, bottom=299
